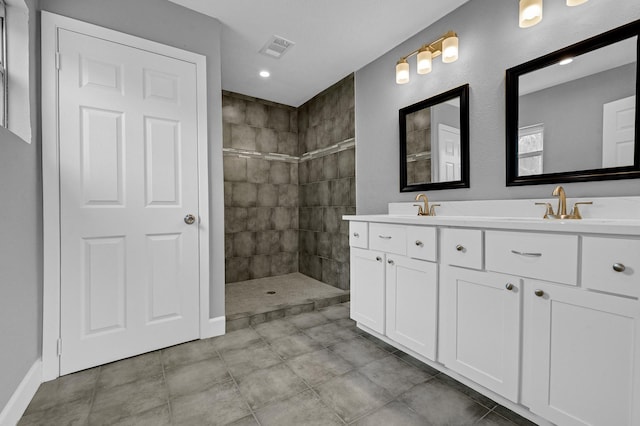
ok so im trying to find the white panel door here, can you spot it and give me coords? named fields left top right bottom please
left=58, top=29, right=200, bottom=374
left=440, top=266, right=521, bottom=402
left=350, top=248, right=385, bottom=334
left=437, top=124, right=461, bottom=181
left=526, top=280, right=640, bottom=426
left=386, top=255, right=438, bottom=360
left=602, top=95, right=635, bottom=167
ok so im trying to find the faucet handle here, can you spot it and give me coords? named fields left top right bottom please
left=535, top=202, right=555, bottom=219
left=571, top=201, right=593, bottom=220
left=412, top=204, right=425, bottom=216
left=429, top=204, right=441, bottom=216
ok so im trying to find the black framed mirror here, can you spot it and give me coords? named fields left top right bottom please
left=506, top=20, right=640, bottom=186
left=399, top=84, right=470, bottom=192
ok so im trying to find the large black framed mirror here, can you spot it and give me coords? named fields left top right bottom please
left=506, top=20, right=640, bottom=186
left=399, top=84, right=470, bottom=192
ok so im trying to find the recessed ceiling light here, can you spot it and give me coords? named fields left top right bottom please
left=559, top=58, right=573, bottom=65
left=259, top=70, right=270, bottom=78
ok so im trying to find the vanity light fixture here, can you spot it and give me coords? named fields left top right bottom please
left=520, top=0, right=588, bottom=28
left=395, top=31, right=458, bottom=85
left=519, top=0, right=543, bottom=28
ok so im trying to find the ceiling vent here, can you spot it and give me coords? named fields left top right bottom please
left=259, top=35, right=295, bottom=59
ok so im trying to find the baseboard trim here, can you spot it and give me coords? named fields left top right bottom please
left=201, top=316, right=225, bottom=339
left=0, top=359, right=42, bottom=426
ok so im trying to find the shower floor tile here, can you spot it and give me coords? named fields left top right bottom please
left=226, top=273, right=349, bottom=331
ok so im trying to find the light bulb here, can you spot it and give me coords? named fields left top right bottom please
left=396, top=60, right=410, bottom=84
left=566, top=0, right=587, bottom=5
left=519, top=0, right=543, bottom=28
left=417, top=49, right=432, bottom=74
left=442, top=36, right=459, bottom=63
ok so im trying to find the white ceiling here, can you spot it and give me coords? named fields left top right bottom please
left=168, top=0, right=470, bottom=107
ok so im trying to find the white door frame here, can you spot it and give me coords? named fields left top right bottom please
left=41, top=11, right=210, bottom=381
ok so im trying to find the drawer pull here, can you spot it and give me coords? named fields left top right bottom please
left=505, top=283, right=514, bottom=291
left=353, top=232, right=359, bottom=238
left=375, top=256, right=382, bottom=262
left=387, top=259, right=395, bottom=265
left=378, top=235, right=392, bottom=240
left=534, top=289, right=544, bottom=297
left=455, top=244, right=465, bottom=252
left=613, top=263, right=626, bottom=272
left=511, top=250, right=542, bottom=257
left=415, top=240, right=423, bottom=247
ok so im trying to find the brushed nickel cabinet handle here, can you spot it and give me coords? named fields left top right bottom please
left=505, top=283, right=514, bottom=291
left=415, top=240, right=423, bottom=247
left=387, top=259, right=395, bottom=265
left=353, top=232, right=359, bottom=238
left=613, top=263, right=626, bottom=272
left=378, top=235, right=392, bottom=240
left=375, top=256, right=382, bottom=262
left=534, top=289, right=544, bottom=297
left=511, top=250, right=542, bottom=257
left=456, top=244, right=464, bottom=252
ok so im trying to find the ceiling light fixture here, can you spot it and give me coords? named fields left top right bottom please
left=395, top=31, right=459, bottom=85
left=259, top=70, right=270, bottom=78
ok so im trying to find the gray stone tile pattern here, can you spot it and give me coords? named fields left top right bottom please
left=20, top=303, right=535, bottom=426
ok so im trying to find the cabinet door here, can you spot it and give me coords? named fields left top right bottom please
left=386, top=255, right=438, bottom=360
left=526, top=280, right=640, bottom=426
left=440, top=267, right=521, bottom=402
left=350, top=247, right=385, bottom=334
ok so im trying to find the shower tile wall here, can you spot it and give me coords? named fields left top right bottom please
left=223, top=92, right=299, bottom=283
left=298, top=75, right=355, bottom=290
left=406, top=108, right=431, bottom=184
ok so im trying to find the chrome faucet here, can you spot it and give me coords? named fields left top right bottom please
left=535, top=185, right=592, bottom=219
left=413, top=194, right=430, bottom=216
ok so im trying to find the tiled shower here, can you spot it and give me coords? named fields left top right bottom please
left=222, top=74, right=355, bottom=294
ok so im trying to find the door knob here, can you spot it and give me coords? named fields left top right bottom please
left=184, top=214, right=196, bottom=225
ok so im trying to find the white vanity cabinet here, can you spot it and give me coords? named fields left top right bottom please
left=348, top=221, right=439, bottom=360
left=524, top=279, right=640, bottom=426
left=440, top=266, right=522, bottom=402
left=345, top=213, right=640, bottom=426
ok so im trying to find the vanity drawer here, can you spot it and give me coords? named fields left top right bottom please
left=485, top=231, right=578, bottom=285
left=406, top=226, right=437, bottom=261
left=369, top=223, right=407, bottom=255
left=349, top=222, right=369, bottom=248
left=441, top=228, right=483, bottom=270
left=582, top=236, right=640, bottom=298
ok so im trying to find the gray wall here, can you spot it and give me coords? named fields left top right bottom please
left=355, top=0, right=640, bottom=214
left=40, top=0, right=226, bottom=318
left=520, top=63, right=636, bottom=173
left=0, top=0, right=41, bottom=411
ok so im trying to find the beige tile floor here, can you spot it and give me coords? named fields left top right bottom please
left=19, top=302, right=536, bottom=426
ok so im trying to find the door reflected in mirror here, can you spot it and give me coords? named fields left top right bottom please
left=400, top=84, right=469, bottom=192
left=506, top=20, right=640, bottom=185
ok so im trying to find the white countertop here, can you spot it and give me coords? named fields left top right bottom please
left=343, top=197, right=640, bottom=236
left=343, top=214, right=640, bottom=235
